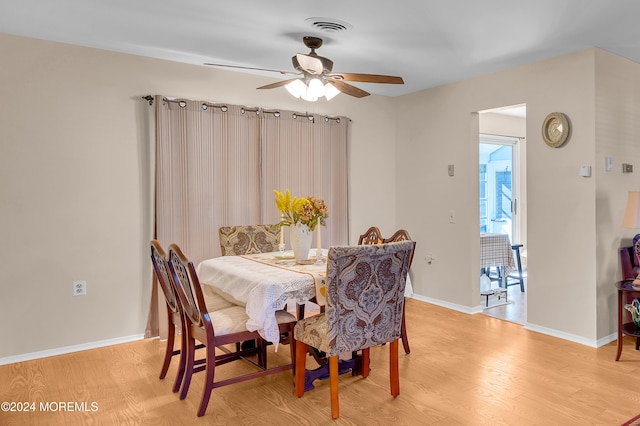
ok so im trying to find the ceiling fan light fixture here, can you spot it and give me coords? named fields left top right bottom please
left=285, top=79, right=306, bottom=98
left=324, top=82, right=340, bottom=100
left=308, top=78, right=326, bottom=98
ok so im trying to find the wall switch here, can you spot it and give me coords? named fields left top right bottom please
left=449, top=210, right=455, bottom=224
left=73, top=280, right=87, bottom=296
left=579, top=165, right=591, bottom=177
left=623, top=163, right=633, bottom=173
left=447, top=164, right=454, bottom=176
left=605, top=156, right=613, bottom=172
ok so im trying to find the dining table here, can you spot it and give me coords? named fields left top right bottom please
left=196, top=250, right=328, bottom=346
left=480, top=233, right=515, bottom=287
left=196, top=248, right=415, bottom=347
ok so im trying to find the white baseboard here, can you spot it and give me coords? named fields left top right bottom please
left=0, top=334, right=145, bottom=366
left=523, top=323, right=617, bottom=348
left=408, top=294, right=617, bottom=348
left=409, top=293, right=484, bottom=315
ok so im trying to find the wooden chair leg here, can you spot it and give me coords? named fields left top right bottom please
left=329, top=355, right=340, bottom=419
left=401, top=301, right=410, bottom=354
left=172, top=322, right=187, bottom=393
left=288, top=328, right=296, bottom=380
left=180, top=334, right=196, bottom=400
left=197, top=345, right=216, bottom=417
left=160, top=311, right=175, bottom=379
left=390, top=340, right=400, bottom=397
left=361, top=348, right=370, bottom=378
left=295, top=341, right=307, bottom=397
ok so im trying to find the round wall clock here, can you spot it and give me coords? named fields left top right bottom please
left=542, top=112, right=570, bottom=148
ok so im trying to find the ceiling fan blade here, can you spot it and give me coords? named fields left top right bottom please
left=293, top=54, right=325, bottom=75
left=204, top=63, right=298, bottom=76
left=257, top=78, right=300, bottom=90
left=330, top=80, right=370, bottom=98
left=328, top=73, right=404, bottom=84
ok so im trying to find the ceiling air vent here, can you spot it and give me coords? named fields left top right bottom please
left=305, top=17, right=353, bottom=33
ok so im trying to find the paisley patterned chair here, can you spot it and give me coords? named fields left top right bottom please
left=382, top=229, right=415, bottom=354
left=218, top=224, right=279, bottom=256
left=293, top=241, right=415, bottom=419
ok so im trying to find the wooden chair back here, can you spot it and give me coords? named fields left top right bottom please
left=357, top=226, right=383, bottom=245
left=383, top=229, right=415, bottom=268
left=150, top=240, right=180, bottom=314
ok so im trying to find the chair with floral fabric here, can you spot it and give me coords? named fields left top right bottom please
left=293, top=241, right=415, bottom=419
left=218, top=224, right=279, bottom=256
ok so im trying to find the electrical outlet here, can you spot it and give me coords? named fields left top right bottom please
left=73, top=280, right=87, bottom=296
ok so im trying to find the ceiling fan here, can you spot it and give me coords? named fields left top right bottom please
left=205, top=36, right=404, bottom=100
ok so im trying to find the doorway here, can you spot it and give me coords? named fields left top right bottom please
left=478, top=107, right=527, bottom=324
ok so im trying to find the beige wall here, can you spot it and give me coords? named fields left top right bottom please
left=594, top=49, right=640, bottom=339
left=2, top=31, right=638, bottom=360
left=395, top=48, right=619, bottom=345
left=0, top=33, right=397, bottom=360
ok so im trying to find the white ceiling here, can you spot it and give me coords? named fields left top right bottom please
left=2, top=1, right=640, bottom=97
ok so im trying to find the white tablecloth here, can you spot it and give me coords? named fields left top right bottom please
left=196, top=251, right=324, bottom=345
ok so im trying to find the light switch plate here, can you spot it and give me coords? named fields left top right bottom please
left=580, top=165, right=591, bottom=177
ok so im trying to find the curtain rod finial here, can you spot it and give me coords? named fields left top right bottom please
left=142, top=95, right=154, bottom=106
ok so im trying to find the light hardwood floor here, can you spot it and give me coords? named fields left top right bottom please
left=2, top=298, right=640, bottom=425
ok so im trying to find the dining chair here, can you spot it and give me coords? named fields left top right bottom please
left=357, top=226, right=383, bottom=245
left=218, top=224, right=279, bottom=256
left=150, top=240, right=234, bottom=394
left=167, top=243, right=297, bottom=417
left=219, top=223, right=290, bottom=345
left=382, top=229, right=415, bottom=355
left=149, top=240, right=186, bottom=393
left=294, top=241, right=415, bottom=419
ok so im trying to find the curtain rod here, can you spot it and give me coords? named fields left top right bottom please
left=142, top=95, right=349, bottom=123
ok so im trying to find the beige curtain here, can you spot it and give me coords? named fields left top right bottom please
left=147, top=97, right=349, bottom=338
left=260, top=112, right=349, bottom=247
left=155, top=98, right=261, bottom=263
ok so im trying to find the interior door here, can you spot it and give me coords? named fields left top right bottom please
left=479, top=135, right=519, bottom=243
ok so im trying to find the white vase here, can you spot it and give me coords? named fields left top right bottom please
left=290, top=223, right=312, bottom=261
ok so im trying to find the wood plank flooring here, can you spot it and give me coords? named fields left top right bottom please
left=2, top=299, right=640, bottom=425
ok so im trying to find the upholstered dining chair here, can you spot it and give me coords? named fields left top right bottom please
left=382, top=229, right=415, bottom=354
left=167, top=243, right=297, bottom=417
left=219, top=223, right=290, bottom=345
left=294, top=241, right=415, bottom=419
left=218, top=224, right=279, bottom=256
left=357, top=226, right=383, bottom=245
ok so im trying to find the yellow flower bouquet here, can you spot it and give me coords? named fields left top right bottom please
left=274, top=189, right=327, bottom=231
